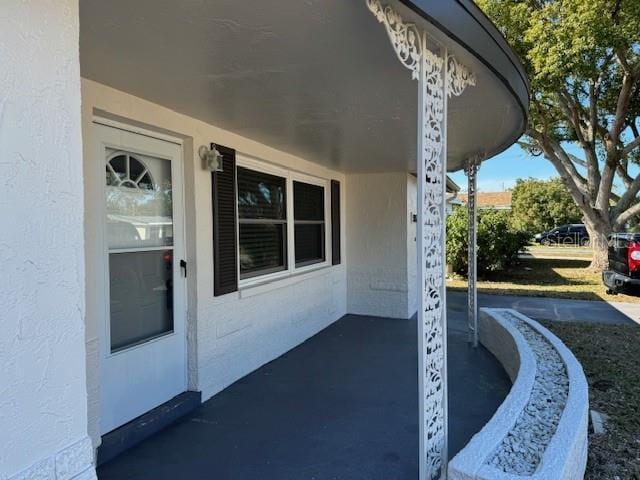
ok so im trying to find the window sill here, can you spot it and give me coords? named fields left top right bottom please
left=239, top=263, right=333, bottom=299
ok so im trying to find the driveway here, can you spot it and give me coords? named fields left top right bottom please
left=448, top=290, right=640, bottom=326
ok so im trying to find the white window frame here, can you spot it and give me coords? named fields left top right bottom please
left=236, top=154, right=331, bottom=288
left=290, top=171, right=331, bottom=273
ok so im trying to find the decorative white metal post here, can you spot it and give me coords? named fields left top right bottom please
left=366, top=2, right=475, bottom=479
left=465, top=158, right=480, bottom=348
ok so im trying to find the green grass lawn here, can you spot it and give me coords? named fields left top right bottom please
left=541, top=321, right=640, bottom=479
left=447, top=257, right=640, bottom=304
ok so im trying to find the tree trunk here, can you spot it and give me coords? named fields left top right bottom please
left=584, top=220, right=610, bottom=272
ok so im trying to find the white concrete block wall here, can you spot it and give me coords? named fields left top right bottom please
left=346, top=172, right=413, bottom=319
left=198, top=268, right=346, bottom=399
left=81, top=81, right=347, bottom=435
left=0, top=1, right=95, bottom=478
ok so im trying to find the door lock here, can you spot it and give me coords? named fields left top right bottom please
left=180, top=259, right=187, bottom=278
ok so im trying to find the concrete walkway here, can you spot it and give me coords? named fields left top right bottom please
left=448, top=290, right=639, bottom=326
left=99, top=309, right=510, bottom=479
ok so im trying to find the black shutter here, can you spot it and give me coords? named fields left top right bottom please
left=212, top=145, right=238, bottom=296
left=331, top=180, right=341, bottom=265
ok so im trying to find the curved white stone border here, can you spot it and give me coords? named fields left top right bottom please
left=449, top=308, right=588, bottom=480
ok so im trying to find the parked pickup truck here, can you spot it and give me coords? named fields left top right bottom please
left=603, top=233, right=640, bottom=294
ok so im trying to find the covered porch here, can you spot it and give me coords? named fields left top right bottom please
left=78, top=0, right=528, bottom=478
left=98, top=293, right=510, bottom=479
left=0, top=0, right=529, bottom=479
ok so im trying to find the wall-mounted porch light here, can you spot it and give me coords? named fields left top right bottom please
left=199, top=143, right=224, bottom=172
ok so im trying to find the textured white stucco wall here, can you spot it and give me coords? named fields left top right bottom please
left=0, top=1, right=95, bottom=479
left=346, top=172, right=412, bottom=319
left=81, top=80, right=348, bottom=440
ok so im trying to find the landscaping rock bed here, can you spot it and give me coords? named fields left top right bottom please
left=448, top=308, right=588, bottom=480
left=486, top=311, right=569, bottom=474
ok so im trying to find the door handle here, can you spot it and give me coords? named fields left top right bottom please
left=180, top=259, right=187, bottom=278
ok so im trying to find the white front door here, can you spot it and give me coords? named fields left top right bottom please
left=95, top=123, right=187, bottom=434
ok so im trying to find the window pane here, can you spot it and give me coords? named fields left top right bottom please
left=109, top=250, right=174, bottom=352
left=239, top=223, right=287, bottom=277
left=294, top=181, right=324, bottom=221
left=294, top=181, right=325, bottom=267
left=295, top=224, right=325, bottom=266
left=106, top=150, right=173, bottom=250
left=237, top=167, right=286, bottom=220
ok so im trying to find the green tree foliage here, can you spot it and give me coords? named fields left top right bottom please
left=447, top=208, right=529, bottom=275
left=477, top=0, right=640, bottom=270
left=510, top=177, right=583, bottom=234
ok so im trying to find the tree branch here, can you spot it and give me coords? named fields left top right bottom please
left=517, top=140, right=543, bottom=156
left=614, top=201, right=640, bottom=229
left=622, top=135, right=640, bottom=156
left=613, top=173, right=640, bottom=219
left=600, top=69, right=637, bottom=211
left=548, top=137, right=590, bottom=194
left=596, top=158, right=617, bottom=212
left=616, top=48, right=633, bottom=76
left=568, top=154, right=587, bottom=167
left=617, top=162, right=633, bottom=189
left=589, top=80, right=598, bottom=144
left=558, top=91, right=590, bottom=141
left=611, top=71, right=636, bottom=139
left=557, top=91, right=601, bottom=198
left=532, top=131, right=597, bottom=222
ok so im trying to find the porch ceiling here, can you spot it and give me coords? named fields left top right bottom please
left=80, top=0, right=528, bottom=173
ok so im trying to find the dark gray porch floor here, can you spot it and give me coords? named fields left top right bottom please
left=98, top=295, right=510, bottom=479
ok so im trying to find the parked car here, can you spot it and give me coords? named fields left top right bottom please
left=603, top=233, right=640, bottom=294
left=534, top=224, right=590, bottom=246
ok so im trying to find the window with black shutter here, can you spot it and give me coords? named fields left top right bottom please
left=293, top=181, right=325, bottom=267
left=237, top=167, right=287, bottom=279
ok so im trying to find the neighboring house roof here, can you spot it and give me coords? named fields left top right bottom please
left=458, top=191, right=512, bottom=209
left=446, top=176, right=461, bottom=194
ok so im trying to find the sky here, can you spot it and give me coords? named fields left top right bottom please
left=450, top=142, right=639, bottom=195
left=449, top=143, right=559, bottom=193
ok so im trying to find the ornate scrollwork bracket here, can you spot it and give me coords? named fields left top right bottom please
left=367, top=0, right=476, bottom=97
left=448, top=55, right=476, bottom=97
left=366, top=0, right=422, bottom=80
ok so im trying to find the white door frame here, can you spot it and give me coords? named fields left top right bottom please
left=94, top=118, right=188, bottom=434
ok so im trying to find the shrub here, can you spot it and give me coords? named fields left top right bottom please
left=510, top=178, right=582, bottom=235
left=446, top=207, right=470, bottom=274
left=446, top=207, right=529, bottom=275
